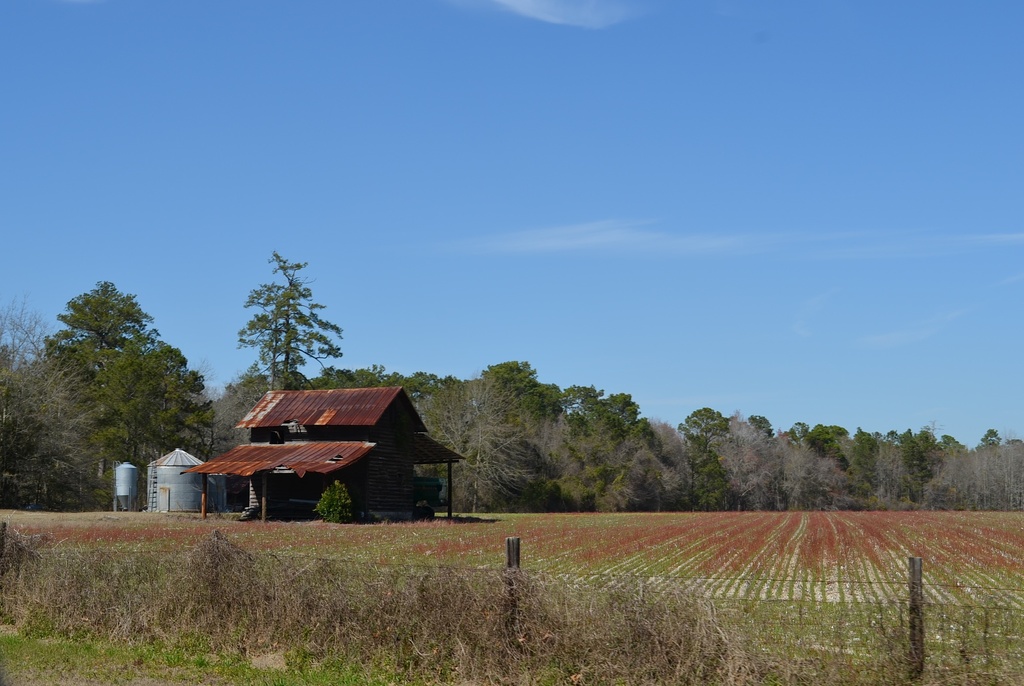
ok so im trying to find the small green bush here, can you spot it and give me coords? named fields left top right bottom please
left=314, top=482, right=354, bottom=524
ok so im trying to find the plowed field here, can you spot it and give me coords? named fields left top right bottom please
left=9, top=509, right=1024, bottom=606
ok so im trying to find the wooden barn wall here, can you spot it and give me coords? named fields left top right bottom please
left=365, top=403, right=415, bottom=518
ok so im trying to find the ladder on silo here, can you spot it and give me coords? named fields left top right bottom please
left=146, top=466, right=158, bottom=512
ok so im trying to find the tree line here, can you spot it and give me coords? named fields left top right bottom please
left=313, top=363, right=1023, bottom=513
left=1, top=253, right=1019, bottom=512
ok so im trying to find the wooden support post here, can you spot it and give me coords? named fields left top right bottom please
left=447, top=460, right=454, bottom=519
left=200, top=473, right=208, bottom=520
left=908, top=556, right=924, bottom=678
left=261, top=473, right=268, bottom=522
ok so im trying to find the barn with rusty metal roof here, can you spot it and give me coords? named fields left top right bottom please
left=186, top=387, right=463, bottom=521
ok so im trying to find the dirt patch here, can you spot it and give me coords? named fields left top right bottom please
left=250, top=652, right=288, bottom=670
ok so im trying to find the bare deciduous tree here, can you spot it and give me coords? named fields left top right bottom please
left=721, top=414, right=785, bottom=510
left=0, top=299, right=95, bottom=509
left=422, top=375, right=530, bottom=512
left=782, top=443, right=844, bottom=510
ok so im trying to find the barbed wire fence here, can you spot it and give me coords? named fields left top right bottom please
left=251, top=536, right=1024, bottom=676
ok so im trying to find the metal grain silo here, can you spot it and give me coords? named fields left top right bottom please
left=146, top=449, right=226, bottom=513
left=114, top=462, right=139, bottom=511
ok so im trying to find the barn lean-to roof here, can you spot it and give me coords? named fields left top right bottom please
left=237, top=387, right=426, bottom=432
left=185, top=435, right=462, bottom=477
left=185, top=442, right=376, bottom=478
left=412, top=433, right=464, bottom=465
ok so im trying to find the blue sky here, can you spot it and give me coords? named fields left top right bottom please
left=2, top=0, right=1022, bottom=446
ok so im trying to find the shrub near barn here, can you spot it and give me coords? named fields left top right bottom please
left=314, top=481, right=354, bottom=523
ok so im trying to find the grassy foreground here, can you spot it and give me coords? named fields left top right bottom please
left=1, top=510, right=1024, bottom=684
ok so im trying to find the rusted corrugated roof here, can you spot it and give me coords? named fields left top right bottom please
left=184, top=442, right=375, bottom=478
left=237, top=387, right=426, bottom=431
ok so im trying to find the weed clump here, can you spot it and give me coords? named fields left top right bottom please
left=0, top=522, right=46, bottom=577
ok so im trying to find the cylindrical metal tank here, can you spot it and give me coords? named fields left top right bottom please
left=114, top=462, right=139, bottom=511
left=147, top=449, right=226, bottom=513
left=155, top=464, right=204, bottom=512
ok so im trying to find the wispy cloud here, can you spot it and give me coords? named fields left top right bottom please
left=857, top=310, right=967, bottom=350
left=958, top=233, right=1024, bottom=247
left=455, top=224, right=1024, bottom=260
left=447, top=0, right=640, bottom=29
left=457, top=220, right=775, bottom=255
left=1000, top=272, right=1024, bottom=286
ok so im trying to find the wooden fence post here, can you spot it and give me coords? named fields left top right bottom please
left=504, top=537, right=522, bottom=639
left=506, top=537, right=521, bottom=570
left=908, top=556, right=924, bottom=678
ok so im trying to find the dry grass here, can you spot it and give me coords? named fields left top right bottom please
left=0, top=526, right=762, bottom=684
